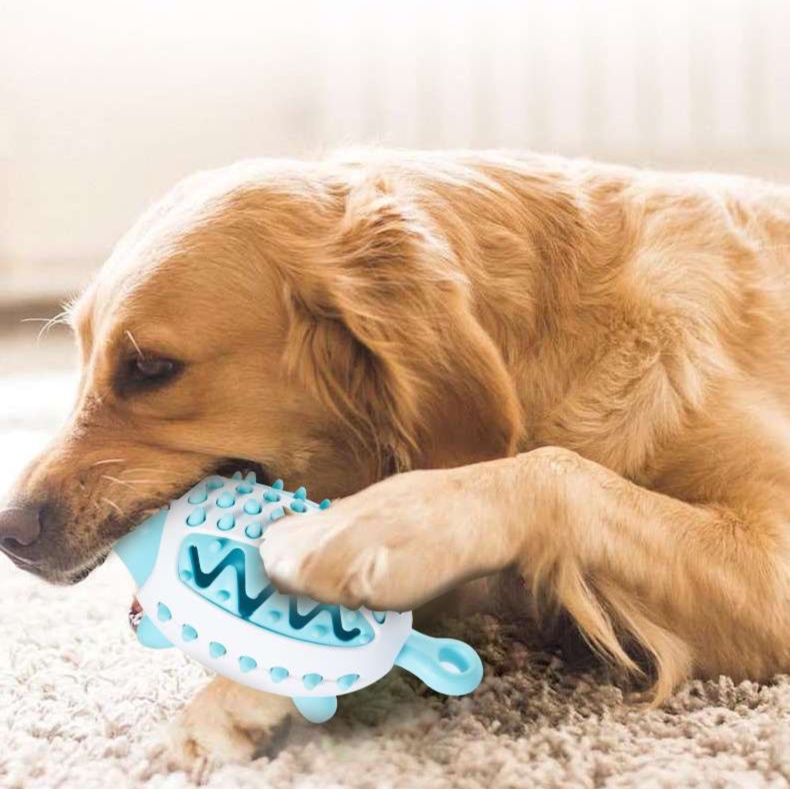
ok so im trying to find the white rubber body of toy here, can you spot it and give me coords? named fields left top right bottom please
left=129, top=478, right=413, bottom=706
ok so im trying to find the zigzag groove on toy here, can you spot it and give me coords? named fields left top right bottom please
left=185, top=543, right=364, bottom=641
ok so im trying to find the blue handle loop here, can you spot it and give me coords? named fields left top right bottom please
left=394, top=630, right=483, bottom=696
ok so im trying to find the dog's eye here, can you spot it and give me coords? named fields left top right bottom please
left=130, top=357, right=176, bottom=382
left=116, top=355, right=183, bottom=396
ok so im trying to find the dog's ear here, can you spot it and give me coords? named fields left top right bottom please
left=283, top=178, right=521, bottom=473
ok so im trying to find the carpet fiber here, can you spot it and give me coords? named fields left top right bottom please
left=1, top=332, right=788, bottom=789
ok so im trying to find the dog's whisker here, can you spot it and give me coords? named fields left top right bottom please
left=119, top=466, right=175, bottom=474
left=92, top=458, right=127, bottom=468
left=125, top=330, right=144, bottom=360
left=119, top=468, right=184, bottom=484
left=100, top=497, right=125, bottom=518
left=21, top=308, right=71, bottom=342
left=102, top=474, right=163, bottom=488
left=119, top=467, right=157, bottom=477
left=100, top=475, right=143, bottom=490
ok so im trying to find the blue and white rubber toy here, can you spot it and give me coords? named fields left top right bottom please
left=114, top=472, right=484, bottom=723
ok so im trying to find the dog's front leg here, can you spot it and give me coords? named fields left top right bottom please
left=261, top=460, right=522, bottom=611
left=262, top=447, right=789, bottom=700
left=171, top=677, right=293, bottom=768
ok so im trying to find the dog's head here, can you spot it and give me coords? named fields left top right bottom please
left=0, top=157, right=520, bottom=583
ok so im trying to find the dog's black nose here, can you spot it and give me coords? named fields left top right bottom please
left=0, top=504, right=43, bottom=555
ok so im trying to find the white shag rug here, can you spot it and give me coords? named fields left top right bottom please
left=1, top=331, right=789, bottom=789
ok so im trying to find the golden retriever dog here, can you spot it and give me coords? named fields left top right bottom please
left=1, top=151, right=788, bottom=762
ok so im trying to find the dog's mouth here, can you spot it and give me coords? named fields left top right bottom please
left=213, top=458, right=271, bottom=485
left=129, top=596, right=144, bottom=632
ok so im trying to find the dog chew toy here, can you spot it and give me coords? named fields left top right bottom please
left=113, top=472, right=483, bottom=723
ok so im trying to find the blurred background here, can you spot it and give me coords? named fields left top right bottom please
left=2, top=0, right=790, bottom=306
left=0, top=0, right=789, bottom=490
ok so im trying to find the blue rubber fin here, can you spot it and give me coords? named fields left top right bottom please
left=113, top=508, right=168, bottom=587
left=394, top=630, right=483, bottom=696
left=136, top=614, right=173, bottom=649
left=292, top=695, right=337, bottom=723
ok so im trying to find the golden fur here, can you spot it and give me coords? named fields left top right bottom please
left=4, top=151, right=789, bottom=761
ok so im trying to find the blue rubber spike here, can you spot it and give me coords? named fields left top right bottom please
left=319, top=499, right=331, bottom=510
left=245, top=471, right=256, bottom=484
left=337, top=673, right=359, bottom=690
left=187, top=507, right=206, bottom=526
left=182, top=624, right=198, bottom=642
left=302, top=672, right=323, bottom=690
left=394, top=630, right=483, bottom=696
left=270, top=506, right=286, bottom=523
left=272, top=479, right=284, bottom=490
left=293, top=486, right=307, bottom=500
left=232, top=471, right=243, bottom=480
left=216, top=493, right=235, bottom=508
left=217, top=514, right=235, bottom=531
left=244, top=499, right=262, bottom=515
left=245, top=523, right=263, bottom=539
left=292, top=695, right=337, bottom=724
left=209, top=641, right=227, bottom=658
left=136, top=614, right=173, bottom=649
left=188, top=488, right=208, bottom=505
left=270, top=666, right=289, bottom=683
left=239, top=656, right=257, bottom=673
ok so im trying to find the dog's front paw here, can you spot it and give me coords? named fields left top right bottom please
left=261, top=468, right=475, bottom=610
left=168, top=678, right=292, bottom=773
